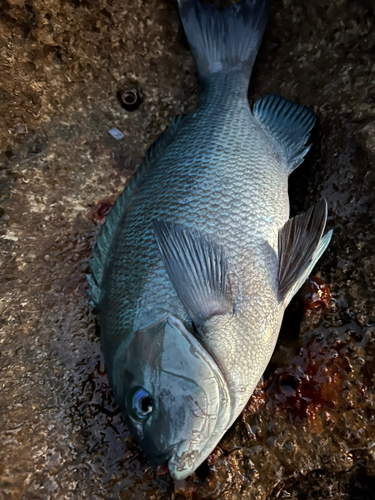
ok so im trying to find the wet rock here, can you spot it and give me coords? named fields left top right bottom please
left=0, top=0, right=374, bottom=499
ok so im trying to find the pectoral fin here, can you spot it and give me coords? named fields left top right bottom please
left=278, top=199, right=333, bottom=305
left=153, top=220, right=233, bottom=327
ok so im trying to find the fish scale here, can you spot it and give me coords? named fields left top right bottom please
left=87, top=0, right=332, bottom=480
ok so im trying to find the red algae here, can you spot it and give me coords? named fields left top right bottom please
left=265, top=337, right=345, bottom=425
left=263, top=277, right=366, bottom=427
left=299, top=276, right=333, bottom=313
left=264, top=319, right=371, bottom=429
left=92, top=198, right=117, bottom=224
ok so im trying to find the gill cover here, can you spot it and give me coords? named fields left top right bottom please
left=112, top=315, right=231, bottom=480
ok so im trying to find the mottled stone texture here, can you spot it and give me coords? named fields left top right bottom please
left=0, top=0, right=374, bottom=499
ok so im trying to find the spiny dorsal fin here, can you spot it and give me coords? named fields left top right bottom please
left=87, top=115, right=186, bottom=306
left=253, top=94, right=316, bottom=173
left=278, top=199, right=333, bottom=305
left=153, top=220, right=233, bottom=327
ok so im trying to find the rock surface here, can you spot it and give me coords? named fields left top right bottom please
left=0, top=0, right=374, bottom=499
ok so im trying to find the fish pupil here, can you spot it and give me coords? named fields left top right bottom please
left=140, top=396, right=153, bottom=414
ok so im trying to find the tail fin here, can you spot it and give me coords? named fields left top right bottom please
left=178, top=0, right=270, bottom=86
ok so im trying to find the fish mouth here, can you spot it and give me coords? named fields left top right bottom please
left=156, top=461, right=170, bottom=476
left=149, top=452, right=171, bottom=475
left=148, top=441, right=183, bottom=476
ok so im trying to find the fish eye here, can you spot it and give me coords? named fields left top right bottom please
left=127, top=387, right=153, bottom=421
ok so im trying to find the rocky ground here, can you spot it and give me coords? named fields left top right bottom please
left=0, top=0, right=374, bottom=499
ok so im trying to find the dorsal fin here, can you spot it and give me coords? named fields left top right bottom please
left=153, top=220, right=233, bottom=327
left=87, top=115, right=186, bottom=306
left=253, top=94, right=316, bottom=173
left=278, top=199, right=333, bottom=305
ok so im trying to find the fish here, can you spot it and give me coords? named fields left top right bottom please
left=87, top=0, right=332, bottom=481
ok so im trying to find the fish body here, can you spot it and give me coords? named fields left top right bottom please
left=87, top=0, right=332, bottom=480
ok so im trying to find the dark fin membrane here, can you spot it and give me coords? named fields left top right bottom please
left=178, top=0, right=270, bottom=86
left=87, top=115, right=186, bottom=306
left=253, top=94, right=316, bottom=173
left=153, top=220, right=232, bottom=327
left=278, top=199, right=333, bottom=305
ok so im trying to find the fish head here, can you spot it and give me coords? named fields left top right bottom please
left=112, top=315, right=231, bottom=480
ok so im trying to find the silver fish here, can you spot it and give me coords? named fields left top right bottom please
left=87, top=0, right=332, bottom=480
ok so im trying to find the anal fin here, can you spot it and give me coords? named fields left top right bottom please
left=278, top=199, right=332, bottom=305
